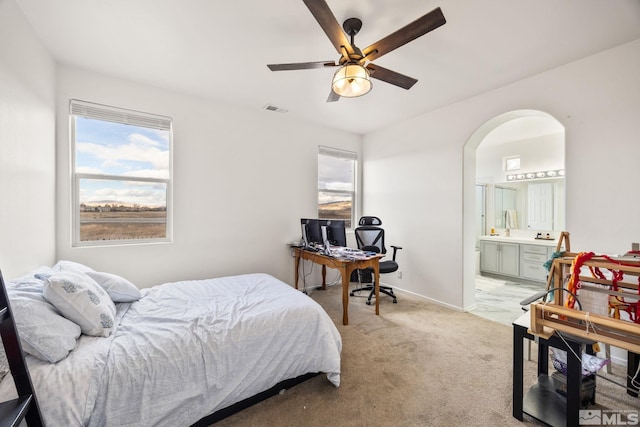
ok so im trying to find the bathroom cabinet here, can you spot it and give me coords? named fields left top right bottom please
left=479, top=237, right=558, bottom=283
left=520, top=244, right=552, bottom=282
left=480, top=240, right=520, bottom=277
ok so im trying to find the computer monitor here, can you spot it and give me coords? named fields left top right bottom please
left=320, top=224, right=331, bottom=255
left=300, top=219, right=310, bottom=247
left=300, top=219, right=322, bottom=246
left=318, top=219, right=347, bottom=247
left=300, top=218, right=346, bottom=247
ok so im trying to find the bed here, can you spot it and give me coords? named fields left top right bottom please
left=0, top=261, right=342, bottom=426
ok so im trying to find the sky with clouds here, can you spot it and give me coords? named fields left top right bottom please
left=76, top=117, right=170, bottom=207
left=318, top=153, right=355, bottom=205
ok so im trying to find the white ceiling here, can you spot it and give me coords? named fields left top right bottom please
left=15, top=0, right=640, bottom=135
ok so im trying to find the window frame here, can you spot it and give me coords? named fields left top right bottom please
left=317, top=146, right=358, bottom=229
left=70, top=99, right=173, bottom=247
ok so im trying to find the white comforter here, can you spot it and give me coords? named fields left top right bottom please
left=2, top=273, right=342, bottom=426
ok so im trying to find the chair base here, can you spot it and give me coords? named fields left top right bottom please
left=350, top=284, right=398, bottom=304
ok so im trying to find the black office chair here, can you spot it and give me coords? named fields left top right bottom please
left=350, top=216, right=402, bottom=305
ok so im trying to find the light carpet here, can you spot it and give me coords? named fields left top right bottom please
left=213, top=283, right=639, bottom=426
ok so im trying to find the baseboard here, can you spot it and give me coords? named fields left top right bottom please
left=385, top=286, right=466, bottom=312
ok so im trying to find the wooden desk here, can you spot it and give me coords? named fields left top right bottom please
left=293, top=247, right=382, bottom=325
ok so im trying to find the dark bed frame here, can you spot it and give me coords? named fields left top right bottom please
left=190, top=372, right=320, bottom=426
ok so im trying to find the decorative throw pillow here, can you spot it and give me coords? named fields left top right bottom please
left=43, top=270, right=116, bottom=337
left=5, top=283, right=82, bottom=363
left=85, top=271, right=141, bottom=303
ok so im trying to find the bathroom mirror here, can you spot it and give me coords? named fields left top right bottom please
left=494, top=186, right=517, bottom=229
left=491, top=178, right=565, bottom=232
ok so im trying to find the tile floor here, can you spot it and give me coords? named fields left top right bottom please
left=470, top=275, right=546, bottom=326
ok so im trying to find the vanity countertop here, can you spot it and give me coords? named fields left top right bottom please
left=479, top=234, right=559, bottom=247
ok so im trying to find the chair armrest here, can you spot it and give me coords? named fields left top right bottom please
left=390, top=245, right=402, bottom=261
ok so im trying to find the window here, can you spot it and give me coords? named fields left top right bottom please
left=70, top=100, right=172, bottom=245
left=504, top=156, right=521, bottom=171
left=318, top=146, right=357, bottom=228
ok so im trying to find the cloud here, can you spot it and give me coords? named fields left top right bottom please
left=81, top=182, right=167, bottom=207
left=76, top=131, right=169, bottom=177
left=129, top=132, right=163, bottom=147
left=318, top=155, right=354, bottom=191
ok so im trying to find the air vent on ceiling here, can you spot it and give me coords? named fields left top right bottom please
left=263, top=104, right=288, bottom=113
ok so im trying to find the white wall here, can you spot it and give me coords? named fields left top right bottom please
left=476, top=132, right=564, bottom=183
left=0, top=0, right=56, bottom=279
left=55, top=66, right=361, bottom=287
left=363, top=39, right=640, bottom=310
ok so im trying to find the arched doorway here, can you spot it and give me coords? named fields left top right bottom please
left=462, top=110, right=565, bottom=313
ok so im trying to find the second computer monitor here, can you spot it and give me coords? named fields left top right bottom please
left=319, top=219, right=347, bottom=247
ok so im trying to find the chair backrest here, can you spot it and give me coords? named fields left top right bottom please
left=354, top=221, right=387, bottom=255
left=358, top=216, right=382, bottom=226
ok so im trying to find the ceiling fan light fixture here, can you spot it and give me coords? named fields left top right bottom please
left=332, top=63, right=372, bottom=98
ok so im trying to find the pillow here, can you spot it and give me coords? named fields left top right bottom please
left=43, top=270, right=116, bottom=337
left=5, top=281, right=81, bottom=363
left=86, top=271, right=141, bottom=303
left=52, top=260, right=95, bottom=274
left=9, top=266, right=53, bottom=290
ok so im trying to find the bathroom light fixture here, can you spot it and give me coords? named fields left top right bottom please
left=332, top=63, right=372, bottom=98
left=506, top=169, right=565, bottom=182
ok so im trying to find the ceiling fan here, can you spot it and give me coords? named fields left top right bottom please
left=267, top=0, right=446, bottom=102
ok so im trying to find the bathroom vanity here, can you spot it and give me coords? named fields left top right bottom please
left=479, top=235, right=559, bottom=283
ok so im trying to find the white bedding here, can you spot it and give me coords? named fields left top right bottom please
left=1, top=273, right=342, bottom=426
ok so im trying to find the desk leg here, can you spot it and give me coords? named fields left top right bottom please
left=294, top=251, right=300, bottom=290
left=341, top=267, right=349, bottom=326
left=628, top=351, right=639, bottom=397
left=373, top=261, right=380, bottom=316
left=321, top=265, right=327, bottom=290
left=512, top=325, right=525, bottom=421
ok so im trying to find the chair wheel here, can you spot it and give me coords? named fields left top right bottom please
left=393, top=299, right=398, bottom=303
left=350, top=292, right=355, bottom=296
left=366, top=300, right=372, bottom=305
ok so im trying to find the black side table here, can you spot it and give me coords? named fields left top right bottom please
left=513, top=312, right=590, bottom=427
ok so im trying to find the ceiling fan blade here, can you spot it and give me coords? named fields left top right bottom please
left=366, top=63, right=417, bottom=90
left=327, top=90, right=340, bottom=102
left=303, top=0, right=355, bottom=57
left=362, top=7, right=446, bottom=62
left=267, top=61, right=337, bottom=71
